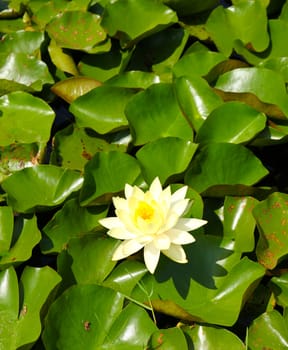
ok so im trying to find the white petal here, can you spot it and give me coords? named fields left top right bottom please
left=99, top=217, right=122, bottom=229
left=124, top=183, right=134, bottom=198
left=171, top=186, right=187, bottom=203
left=144, top=242, right=161, bottom=274
left=161, top=212, right=180, bottom=232
left=149, top=177, right=163, bottom=199
left=175, top=218, right=207, bottom=231
left=112, top=239, right=143, bottom=260
left=160, top=186, right=171, bottom=204
left=166, top=229, right=195, bottom=245
left=108, top=227, right=136, bottom=240
left=113, top=197, right=128, bottom=211
left=115, top=209, right=139, bottom=233
left=131, top=186, right=145, bottom=200
left=170, top=198, right=190, bottom=217
left=153, top=234, right=170, bottom=250
left=162, top=244, right=187, bottom=263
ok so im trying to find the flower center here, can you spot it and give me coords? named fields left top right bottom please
left=136, top=201, right=155, bottom=221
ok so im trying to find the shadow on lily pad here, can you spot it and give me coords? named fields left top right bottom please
left=155, top=233, right=232, bottom=299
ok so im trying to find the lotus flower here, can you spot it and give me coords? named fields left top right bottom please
left=99, top=177, right=207, bottom=274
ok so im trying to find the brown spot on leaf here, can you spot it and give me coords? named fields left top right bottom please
left=272, top=201, right=281, bottom=209
left=227, top=204, right=235, bottom=213
left=20, top=305, right=27, bottom=317
left=84, top=321, right=91, bottom=331
left=157, top=333, right=164, bottom=345
left=82, top=150, right=92, bottom=160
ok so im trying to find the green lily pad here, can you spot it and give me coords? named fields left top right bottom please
left=215, top=67, right=288, bottom=118
left=235, top=19, right=288, bottom=66
left=136, top=137, right=198, bottom=184
left=46, top=11, right=107, bottom=53
left=220, top=196, right=258, bottom=253
left=60, top=234, right=119, bottom=284
left=101, top=0, right=177, bottom=47
left=70, top=86, right=135, bottom=134
left=259, top=57, right=288, bottom=82
left=0, top=91, right=55, bottom=146
left=185, top=143, right=269, bottom=194
left=127, top=27, right=188, bottom=76
left=41, top=198, right=108, bottom=253
left=247, top=310, right=288, bottom=350
left=173, top=51, right=227, bottom=79
left=196, top=102, right=267, bottom=145
left=50, top=125, right=127, bottom=171
left=0, top=266, right=61, bottom=349
left=80, top=151, right=141, bottom=206
left=0, top=143, right=41, bottom=183
left=0, top=18, right=24, bottom=34
left=42, top=284, right=157, bottom=350
left=270, top=273, right=288, bottom=308
left=254, top=192, right=288, bottom=269
left=48, top=39, right=79, bottom=76
left=125, top=83, right=193, bottom=145
left=148, top=327, right=188, bottom=350
left=174, top=76, right=223, bottom=132
left=0, top=31, right=44, bottom=55
left=78, top=45, right=129, bottom=82
left=0, top=53, right=54, bottom=94
left=1, top=165, right=83, bottom=213
left=132, top=234, right=265, bottom=326
left=0, top=207, right=14, bottom=256
left=206, top=0, right=269, bottom=57
left=106, top=71, right=162, bottom=89
left=103, top=260, right=148, bottom=296
left=184, top=324, right=245, bottom=349
left=0, top=210, right=41, bottom=269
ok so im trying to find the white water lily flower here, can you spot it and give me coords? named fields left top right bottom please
left=99, top=177, right=207, bottom=274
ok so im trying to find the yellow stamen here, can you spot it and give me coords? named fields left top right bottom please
left=136, top=201, right=154, bottom=221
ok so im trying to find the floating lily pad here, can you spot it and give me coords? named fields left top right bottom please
left=185, top=143, right=269, bottom=194
left=101, top=0, right=177, bottom=47
left=2, top=165, right=83, bottom=213
left=42, top=284, right=157, bottom=350
left=0, top=91, right=55, bottom=146
left=46, top=11, right=107, bottom=53
left=254, top=192, right=288, bottom=269
left=0, top=266, right=61, bottom=349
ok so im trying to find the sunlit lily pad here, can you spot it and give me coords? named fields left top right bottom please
left=0, top=211, right=41, bottom=269
left=70, top=86, right=135, bottom=134
left=2, top=165, right=83, bottom=213
left=136, top=137, right=198, bottom=184
left=41, top=198, right=108, bottom=253
left=42, top=285, right=157, bottom=350
left=215, top=67, right=288, bottom=119
left=132, top=234, right=265, bottom=326
left=80, top=151, right=141, bottom=206
left=0, top=53, right=54, bottom=94
left=46, top=11, right=107, bottom=53
left=50, top=125, right=127, bottom=171
left=254, top=192, right=288, bottom=269
left=0, top=91, right=55, bottom=146
left=196, top=102, right=266, bottom=145
left=0, top=266, right=61, bottom=349
left=125, top=83, right=193, bottom=145
left=101, top=0, right=177, bottom=47
left=51, top=77, right=102, bottom=103
left=0, top=143, right=41, bottom=183
left=0, top=30, right=44, bottom=55
left=206, top=0, right=269, bottom=56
